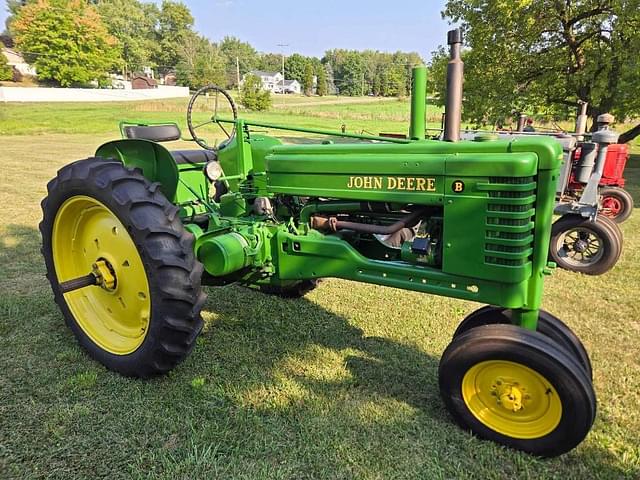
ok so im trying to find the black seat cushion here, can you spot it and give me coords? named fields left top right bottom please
left=170, top=150, right=217, bottom=165
left=123, top=124, right=181, bottom=142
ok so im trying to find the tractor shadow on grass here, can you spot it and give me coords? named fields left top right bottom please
left=197, top=284, right=637, bottom=477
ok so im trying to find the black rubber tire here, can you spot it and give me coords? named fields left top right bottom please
left=599, top=187, right=634, bottom=223
left=40, top=158, right=206, bottom=378
left=549, top=214, right=621, bottom=275
left=596, top=214, right=624, bottom=248
left=453, top=306, right=592, bottom=378
left=439, top=324, right=596, bottom=457
left=259, top=279, right=322, bottom=299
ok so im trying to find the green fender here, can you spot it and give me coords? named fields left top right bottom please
left=96, top=139, right=179, bottom=201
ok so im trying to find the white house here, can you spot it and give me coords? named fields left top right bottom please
left=243, top=70, right=302, bottom=94
left=243, top=70, right=283, bottom=93
left=1, top=48, right=37, bottom=77
left=277, top=79, right=301, bottom=94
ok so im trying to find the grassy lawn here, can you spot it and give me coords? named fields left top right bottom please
left=0, top=99, right=639, bottom=479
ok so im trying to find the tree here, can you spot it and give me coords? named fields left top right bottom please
left=323, top=49, right=422, bottom=97
left=153, top=0, right=193, bottom=74
left=175, top=33, right=225, bottom=89
left=256, top=53, right=282, bottom=72
left=302, top=62, right=314, bottom=95
left=440, top=0, right=640, bottom=140
left=240, top=74, right=271, bottom=111
left=12, top=0, right=119, bottom=87
left=284, top=53, right=308, bottom=84
left=316, top=64, right=328, bottom=96
left=219, top=36, right=258, bottom=88
left=336, top=51, right=366, bottom=96
left=0, top=51, right=12, bottom=81
left=95, top=0, right=159, bottom=76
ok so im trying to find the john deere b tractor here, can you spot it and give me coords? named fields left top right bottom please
left=41, top=31, right=597, bottom=457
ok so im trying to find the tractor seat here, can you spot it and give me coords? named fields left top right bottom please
left=170, top=149, right=217, bottom=165
left=122, top=123, right=182, bottom=142
left=121, top=122, right=216, bottom=166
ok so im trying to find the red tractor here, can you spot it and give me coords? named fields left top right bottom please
left=567, top=142, right=633, bottom=223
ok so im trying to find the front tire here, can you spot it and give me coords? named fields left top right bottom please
left=41, top=158, right=206, bottom=377
left=549, top=214, right=622, bottom=275
left=439, top=324, right=596, bottom=457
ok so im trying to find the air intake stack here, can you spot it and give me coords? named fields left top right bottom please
left=444, top=29, right=464, bottom=142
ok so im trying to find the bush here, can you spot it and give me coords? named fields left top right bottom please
left=0, top=52, right=12, bottom=81
left=240, top=74, right=272, bottom=111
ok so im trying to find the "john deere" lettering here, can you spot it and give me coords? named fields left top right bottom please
left=346, top=176, right=436, bottom=191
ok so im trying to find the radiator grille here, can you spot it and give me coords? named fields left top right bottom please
left=484, top=176, right=536, bottom=267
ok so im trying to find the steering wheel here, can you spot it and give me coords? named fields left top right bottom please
left=186, top=85, right=238, bottom=151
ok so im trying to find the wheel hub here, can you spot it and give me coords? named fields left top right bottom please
left=92, top=259, right=117, bottom=291
left=492, top=378, right=527, bottom=412
left=602, top=196, right=622, bottom=216
left=573, top=239, right=589, bottom=253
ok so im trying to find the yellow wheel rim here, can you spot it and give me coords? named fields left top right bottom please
left=52, top=196, right=151, bottom=355
left=462, top=360, right=562, bottom=439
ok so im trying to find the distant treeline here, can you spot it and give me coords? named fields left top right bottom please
left=3, top=0, right=424, bottom=96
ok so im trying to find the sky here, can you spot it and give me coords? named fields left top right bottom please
left=2, top=0, right=454, bottom=61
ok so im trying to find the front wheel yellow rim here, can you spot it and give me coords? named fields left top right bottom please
left=462, top=360, right=562, bottom=439
left=52, top=195, right=151, bottom=355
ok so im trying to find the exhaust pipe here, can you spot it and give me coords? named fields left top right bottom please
left=444, top=28, right=464, bottom=142
left=575, top=101, right=588, bottom=140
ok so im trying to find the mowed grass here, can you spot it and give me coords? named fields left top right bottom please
left=0, top=98, right=639, bottom=479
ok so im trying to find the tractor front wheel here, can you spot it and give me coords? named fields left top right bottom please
left=40, top=158, right=205, bottom=377
left=439, top=324, right=596, bottom=457
left=600, top=187, right=634, bottom=223
left=549, top=214, right=622, bottom=275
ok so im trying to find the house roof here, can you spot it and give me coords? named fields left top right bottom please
left=250, top=70, right=281, bottom=77
left=131, top=75, right=158, bottom=86
left=283, top=80, right=299, bottom=86
left=2, top=48, right=27, bottom=65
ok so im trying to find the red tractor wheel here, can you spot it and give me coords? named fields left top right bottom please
left=600, top=187, right=634, bottom=223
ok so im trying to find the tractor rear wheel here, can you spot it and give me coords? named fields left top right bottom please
left=452, top=306, right=592, bottom=378
left=40, top=158, right=205, bottom=377
left=439, top=324, right=596, bottom=457
left=549, top=214, right=621, bottom=275
left=600, top=187, right=633, bottom=223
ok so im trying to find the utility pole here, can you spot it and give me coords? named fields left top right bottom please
left=236, top=56, right=241, bottom=92
left=277, top=43, right=289, bottom=100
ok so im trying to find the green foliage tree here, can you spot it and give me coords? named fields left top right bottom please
left=440, top=0, right=640, bottom=140
left=95, top=0, right=159, bottom=75
left=240, top=74, right=271, bottom=111
left=219, top=36, right=258, bottom=87
left=324, top=49, right=423, bottom=97
left=302, top=62, right=314, bottom=95
left=0, top=51, right=13, bottom=81
left=256, top=53, right=282, bottom=72
left=284, top=53, right=308, bottom=84
left=175, top=33, right=225, bottom=89
left=12, top=0, right=119, bottom=87
left=153, top=0, right=193, bottom=74
left=316, top=64, right=328, bottom=96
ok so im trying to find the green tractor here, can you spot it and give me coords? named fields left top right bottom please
left=41, top=30, right=596, bottom=457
